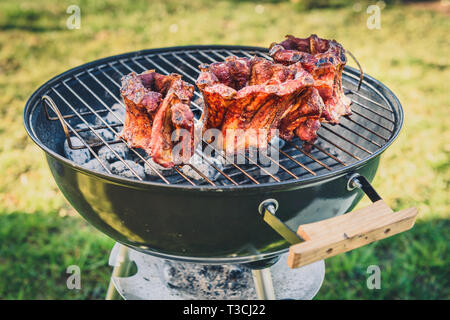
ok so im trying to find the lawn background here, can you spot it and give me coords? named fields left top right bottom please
left=0, top=0, right=448, bottom=299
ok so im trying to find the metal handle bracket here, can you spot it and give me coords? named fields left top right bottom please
left=258, top=199, right=304, bottom=245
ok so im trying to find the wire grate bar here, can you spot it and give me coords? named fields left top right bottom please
left=351, top=99, right=395, bottom=123
left=321, top=125, right=373, bottom=154
left=317, top=133, right=361, bottom=161
left=346, top=88, right=392, bottom=112
left=273, top=144, right=318, bottom=175
left=335, top=122, right=382, bottom=148
left=309, top=142, right=347, bottom=166
left=344, top=115, right=390, bottom=141
left=349, top=109, right=392, bottom=133
left=44, top=105, right=109, bottom=121
left=287, top=142, right=331, bottom=171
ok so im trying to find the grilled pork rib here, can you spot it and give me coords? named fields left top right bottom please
left=120, top=70, right=195, bottom=168
left=196, top=56, right=318, bottom=153
left=269, top=34, right=351, bottom=123
left=278, top=87, right=324, bottom=142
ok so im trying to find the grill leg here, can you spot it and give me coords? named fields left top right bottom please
left=105, top=244, right=134, bottom=300
left=251, top=268, right=276, bottom=300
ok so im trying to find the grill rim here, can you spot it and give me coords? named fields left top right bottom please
left=24, top=45, right=404, bottom=193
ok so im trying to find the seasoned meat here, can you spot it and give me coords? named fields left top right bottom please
left=196, top=56, right=317, bottom=153
left=120, top=70, right=195, bottom=168
left=120, top=71, right=162, bottom=154
left=150, top=81, right=195, bottom=167
left=269, top=34, right=351, bottom=123
left=278, top=87, right=324, bottom=142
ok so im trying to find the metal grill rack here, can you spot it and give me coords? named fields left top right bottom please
left=40, top=46, right=398, bottom=187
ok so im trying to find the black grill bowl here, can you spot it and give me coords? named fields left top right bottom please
left=24, top=46, right=403, bottom=264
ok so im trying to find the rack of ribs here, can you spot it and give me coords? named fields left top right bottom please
left=269, top=34, right=351, bottom=124
left=120, top=70, right=195, bottom=168
left=196, top=56, right=321, bottom=153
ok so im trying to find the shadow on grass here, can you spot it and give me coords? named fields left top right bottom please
left=0, top=211, right=448, bottom=299
left=0, top=24, right=64, bottom=32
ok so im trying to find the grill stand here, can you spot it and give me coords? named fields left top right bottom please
left=105, top=243, right=325, bottom=300
left=105, top=244, right=135, bottom=300
left=251, top=269, right=276, bottom=300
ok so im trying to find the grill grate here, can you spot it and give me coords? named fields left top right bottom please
left=39, top=47, right=398, bottom=187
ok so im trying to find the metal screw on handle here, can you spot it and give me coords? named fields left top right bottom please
left=258, top=198, right=279, bottom=216
left=347, top=173, right=362, bottom=190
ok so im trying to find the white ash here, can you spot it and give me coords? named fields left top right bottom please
left=100, top=103, right=125, bottom=125
left=110, top=160, right=145, bottom=180
left=144, top=158, right=174, bottom=177
left=98, top=143, right=129, bottom=163
left=316, top=140, right=339, bottom=157
left=180, top=152, right=224, bottom=181
left=128, top=148, right=148, bottom=162
left=159, top=261, right=252, bottom=299
left=74, top=123, right=115, bottom=144
left=109, top=244, right=325, bottom=300
left=83, top=158, right=110, bottom=174
left=64, top=137, right=91, bottom=164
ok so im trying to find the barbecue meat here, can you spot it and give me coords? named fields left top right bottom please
left=269, top=34, right=351, bottom=123
left=278, top=87, right=324, bottom=142
left=150, top=79, right=195, bottom=167
left=196, top=56, right=317, bottom=153
left=120, top=70, right=195, bottom=167
left=120, top=71, right=162, bottom=154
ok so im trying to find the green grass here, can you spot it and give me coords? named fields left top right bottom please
left=0, top=212, right=112, bottom=299
left=0, top=0, right=448, bottom=299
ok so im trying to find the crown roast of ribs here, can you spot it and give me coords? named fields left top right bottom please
left=196, top=56, right=322, bottom=153
left=119, top=35, right=351, bottom=167
left=120, top=70, right=195, bottom=168
left=269, top=34, right=351, bottom=123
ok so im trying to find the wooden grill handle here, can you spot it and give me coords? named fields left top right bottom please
left=287, top=200, right=418, bottom=268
